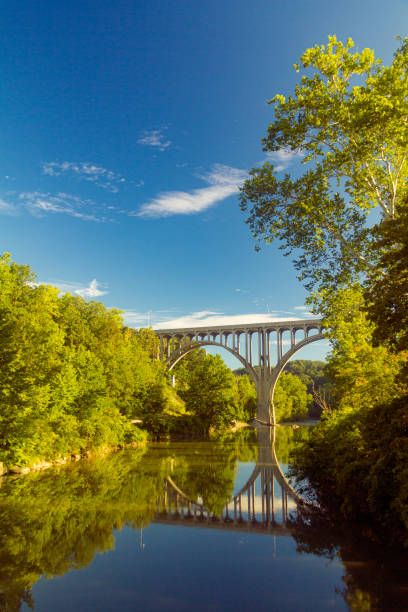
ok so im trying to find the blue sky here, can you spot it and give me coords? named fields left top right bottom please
left=1, top=0, right=406, bottom=366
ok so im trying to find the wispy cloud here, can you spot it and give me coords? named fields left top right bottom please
left=122, top=308, right=179, bottom=328
left=40, top=278, right=108, bottom=299
left=137, top=128, right=171, bottom=151
left=0, top=197, right=17, bottom=215
left=18, top=192, right=108, bottom=222
left=42, top=161, right=126, bottom=192
left=136, top=164, right=247, bottom=218
left=265, top=148, right=303, bottom=172
left=294, top=305, right=316, bottom=317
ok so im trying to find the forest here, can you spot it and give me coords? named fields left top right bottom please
left=0, top=252, right=321, bottom=472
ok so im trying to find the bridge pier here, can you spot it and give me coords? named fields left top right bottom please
left=254, top=369, right=275, bottom=425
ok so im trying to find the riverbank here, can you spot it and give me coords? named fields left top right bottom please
left=0, top=435, right=148, bottom=477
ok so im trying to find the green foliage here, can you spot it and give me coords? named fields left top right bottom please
left=239, top=35, right=408, bottom=294
left=0, top=253, right=160, bottom=467
left=317, top=284, right=407, bottom=413
left=234, top=374, right=257, bottom=421
left=363, top=207, right=408, bottom=355
left=284, top=359, right=331, bottom=417
left=290, top=394, right=408, bottom=545
left=174, top=351, right=239, bottom=434
left=274, top=372, right=310, bottom=422
left=238, top=35, right=408, bottom=545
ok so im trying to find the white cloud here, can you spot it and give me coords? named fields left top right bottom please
left=34, top=278, right=108, bottom=299
left=42, top=161, right=125, bottom=192
left=18, top=192, right=106, bottom=222
left=137, top=129, right=171, bottom=151
left=265, top=148, right=303, bottom=172
left=0, top=197, right=17, bottom=215
left=74, top=279, right=107, bottom=298
left=153, top=311, right=301, bottom=330
left=122, top=307, right=322, bottom=331
left=136, top=164, right=247, bottom=218
left=294, top=305, right=316, bottom=317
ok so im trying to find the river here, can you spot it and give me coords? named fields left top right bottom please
left=1, top=425, right=407, bottom=611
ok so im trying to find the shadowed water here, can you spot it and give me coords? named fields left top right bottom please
left=0, top=425, right=407, bottom=611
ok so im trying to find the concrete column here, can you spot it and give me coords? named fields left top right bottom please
left=258, top=329, right=262, bottom=366
left=255, top=377, right=272, bottom=424
left=266, top=331, right=270, bottom=369
left=245, top=333, right=248, bottom=361
left=249, top=333, right=253, bottom=365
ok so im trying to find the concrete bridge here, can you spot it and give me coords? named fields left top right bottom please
left=154, top=427, right=304, bottom=535
left=156, top=318, right=324, bottom=424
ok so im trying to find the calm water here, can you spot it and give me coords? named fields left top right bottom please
left=1, top=425, right=407, bottom=611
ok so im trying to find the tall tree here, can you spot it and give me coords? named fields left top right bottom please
left=239, top=36, right=408, bottom=295
left=175, top=351, right=238, bottom=433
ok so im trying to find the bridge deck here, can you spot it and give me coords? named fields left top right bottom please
left=153, top=515, right=293, bottom=536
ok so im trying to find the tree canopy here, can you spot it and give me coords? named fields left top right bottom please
left=239, top=36, right=408, bottom=294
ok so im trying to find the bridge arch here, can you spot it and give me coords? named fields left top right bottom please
left=269, top=331, right=325, bottom=421
left=156, top=318, right=325, bottom=424
left=167, top=340, right=258, bottom=384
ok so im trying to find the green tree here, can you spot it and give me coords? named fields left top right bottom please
left=239, top=36, right=408, bottom=295
left=235, top=374, right=257, bottom=421
left=274, top=372, right=310, bottom=422
left=175, top=351, right=238, bottom=433
left=0, top=253, right=150, bottom=467
left=321, top=285, right=407, bottom=413
left=363, top=207, right=408, bottom=353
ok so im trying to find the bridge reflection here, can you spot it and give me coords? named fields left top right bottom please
left=153, top=427, right=304, bottom=536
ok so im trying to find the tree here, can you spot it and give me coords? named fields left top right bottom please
left=235, top=374, right=257, bottom=421
left=175, top=351, right=238, bottom=433
left=239, top=36, right=408, bottom=296
left=274, top=372, right=310, bottom=422
left=321, top=285, right=407, bottom=413
left=363, top=207, right=408, bottom=353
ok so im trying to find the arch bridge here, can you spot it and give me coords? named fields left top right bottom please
left=156, top=318, right=324, bottom=424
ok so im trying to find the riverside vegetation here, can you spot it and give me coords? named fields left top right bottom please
left=0, top=253, right=322, bottom=472
left=240, top=36, right=408, bottom=545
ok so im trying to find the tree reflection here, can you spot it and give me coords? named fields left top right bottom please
left=1, top=426, right=407, bottom=612
left=0, top=429, right=256, bottom=610
left=291, top=494, right=408, bottom=610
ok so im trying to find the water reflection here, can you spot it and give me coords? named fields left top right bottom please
left=0, top=425, right=407, bottom=611
left=156, top=427, right=300, bottom=532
